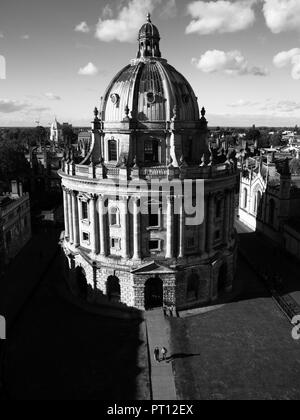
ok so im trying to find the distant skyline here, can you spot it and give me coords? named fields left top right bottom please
left=1, top=0, right=300, bottom=127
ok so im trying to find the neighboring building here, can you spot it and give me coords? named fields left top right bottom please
left=77, top=131, right=92, bottom=159
left=25, top=142, right=64, bottom=194
left=60, top=15, right=238, bottom=311
left=0, top=181, right=32, bottom=265
left=50, top=119, right=73, bottom=145
left=50, top=118, right=63, bottom=143
left=239, top=150, right=300, bottom=259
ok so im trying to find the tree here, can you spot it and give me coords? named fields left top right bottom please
left=0, top=139, right=30, bottom=189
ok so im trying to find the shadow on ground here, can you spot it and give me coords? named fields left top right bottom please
left=1, top=254, right=149, bottom=400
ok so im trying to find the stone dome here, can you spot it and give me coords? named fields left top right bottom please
left=100, top=15, right=199, bottom=124
left=101, top=60, right=200, bottom=123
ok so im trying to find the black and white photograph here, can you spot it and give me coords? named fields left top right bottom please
left=1, top=0, right=300, bottom=404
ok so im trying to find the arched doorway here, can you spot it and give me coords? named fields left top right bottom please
left=75, top=266, right=88, bottom=299
left=145, top=277, right=163, bottom=310
left=218, top=263, right=227, bottom=293
left=107, top=276, right=121, bottom=303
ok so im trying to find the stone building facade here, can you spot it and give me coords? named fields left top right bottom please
left=239, top=151, right=300, bottom=254
left=60, top=16, right=238, bottom=311
left=0, top=181, right=32, bottom=266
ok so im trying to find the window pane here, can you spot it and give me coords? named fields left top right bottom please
left=108, top=140, right=117, bottom=161
left=82, top=202, right=88, bottom=219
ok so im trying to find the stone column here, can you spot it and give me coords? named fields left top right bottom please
left=90, top=194, right=99, bottom=255
left=166, top=196, right=174, bottom=259
left=71, top=191, right=80, bottom=247
left=206, top=193, right=215, bottom=255
left=62, top=187, right=69, bottom=240
left=98, top=195, right=107, bottom=256
left=67, top=190, right=74, bottom=244
left=120, top=197, right=129, bottom=259
left=133, top=197, right=141, bottom=260
left=178, top=197, right=185, bottom=258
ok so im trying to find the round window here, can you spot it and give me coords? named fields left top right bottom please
left=110, top=93, right=120, bottom=105
left=147, top=92, right=156, bottom=104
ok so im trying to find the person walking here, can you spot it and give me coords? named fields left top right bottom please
left=161, top=347, right=168, bottom=361
left=154, top=347, right=160, bottom=363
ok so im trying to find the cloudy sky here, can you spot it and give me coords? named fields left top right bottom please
left=1, top=0, right=300, bottom=127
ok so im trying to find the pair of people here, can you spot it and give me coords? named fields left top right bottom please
left=154, top=346, right=168, bottom=363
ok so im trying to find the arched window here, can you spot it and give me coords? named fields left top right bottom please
left=144, top=139, right=159, bottom=163
left=243, top=188, right=248, bottom=209
left=187, top=274, right=198, bottom=301
left=108, top=139, right=118, bottom=161
left=269, top=199, right=275, bottom=226
left=109, top=207, right=120, bottom=226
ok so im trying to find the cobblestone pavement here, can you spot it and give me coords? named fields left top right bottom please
left=145, top=309, right=177, bottom=400
left=236, top=219, right=300, bottom=312
left=169, top=237, right=300, bottom=400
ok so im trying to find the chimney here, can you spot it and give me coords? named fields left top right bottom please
left=11, top=180, right=19, bottom=198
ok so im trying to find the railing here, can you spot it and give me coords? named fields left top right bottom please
left=75, top=165, right=89, bottom=176
left=61, top=162, right=237, bottom=181
left=140, top=167, right=168, bottom=179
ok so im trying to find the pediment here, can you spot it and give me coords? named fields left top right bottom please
left=131, top=261, right=176, bottom=275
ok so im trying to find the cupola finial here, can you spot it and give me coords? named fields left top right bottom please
left=137, top=13, right=161, bottom=59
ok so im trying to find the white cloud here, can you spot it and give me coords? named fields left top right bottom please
left=78, top=62, right=99, bottom=76
left=186, top=0, right=256, bottom=35
left=263, top=0, right=300, bottom=33
left=192, top=50, right=269, bottom=76
left=228, top=99, right=259, bottom=108
left=102, top=5, right=114, bottom=19
left=95, top=0, right=162, bottom=43
left=227, top=98, right=300, bottom=114
left=75, top=21, right=90, bottom=33
left=21, top=34, right=30, bottom=40
left=273, top=48, right=300, bottom=80
left=0, top=99, right=29, bottom=113
left=270, top=100, right=300, bottom=113
left=45, top=92, right=62, bottom=101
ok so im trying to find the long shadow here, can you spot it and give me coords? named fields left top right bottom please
left=0, top=230, right=150, bottom=400
left=166, top=353, right=201, bottom=362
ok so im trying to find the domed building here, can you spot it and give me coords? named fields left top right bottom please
left=59, top=15, right=238, bottom=311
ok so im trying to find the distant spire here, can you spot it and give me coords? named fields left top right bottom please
left=147, top=12, right=151, bottom=23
